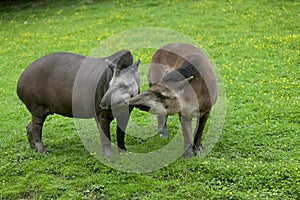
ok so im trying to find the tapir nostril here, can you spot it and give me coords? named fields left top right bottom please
left=124, top=99, right=129, bottom=105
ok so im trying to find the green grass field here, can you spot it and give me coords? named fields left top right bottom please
left=1, top=0, right=299, bottom=199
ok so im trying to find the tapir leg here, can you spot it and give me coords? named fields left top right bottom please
left=179, top=115, right=193, bottom=158
left=27, top=114, right=47, bottom=153
left=116, top=126, right=126, bottom=153
left=26, top=121, right=34, bottom=149
left=157, top=115, right=168, bottom=138
left=193, top=112, right=210, bottom=155
left=116, top=111, right=130, bottom=153
left=96, top=116, right=112, bottom=158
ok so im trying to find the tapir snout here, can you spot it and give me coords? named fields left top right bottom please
left=129, top=76, right=193, bottom=116
left=100, top=59, right=140, bottom=110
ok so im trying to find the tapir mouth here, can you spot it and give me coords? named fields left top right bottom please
left=133, top=104, right=151, bottom=112
left=129, top=96, right=151, bottom=112
left=100, top=100, right=128, bottom=111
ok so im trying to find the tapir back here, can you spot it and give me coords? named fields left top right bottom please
left=17, top=53, right=83, bottom=117
left=17, top=52, right=110, bottom=118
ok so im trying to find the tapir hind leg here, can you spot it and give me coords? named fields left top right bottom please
left=27, top=111, right=48, bottom=153
left=26, top=121, right=34, bottom=149
left=193, top=111, right=210, bottom=156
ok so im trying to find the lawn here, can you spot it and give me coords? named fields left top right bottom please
left=0, top=0, right=299, bottom=199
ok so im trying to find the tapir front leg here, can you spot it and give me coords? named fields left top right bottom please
left=179, top=115, right=193, bottom=158
left=96, top=116, right=112, bottom=158
left=116, top=111, right=131, bottom=153
left=157, top=115, right=168, bottom=138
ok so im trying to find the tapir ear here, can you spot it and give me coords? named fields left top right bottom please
left=174, top=76, right=193, bottom=91
left=116, top=52, right=133, bottom=70
left=131, top=59, right=140, bottom=70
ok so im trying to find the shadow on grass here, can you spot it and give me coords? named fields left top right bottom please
left=0, top=0, right=106, bottom=13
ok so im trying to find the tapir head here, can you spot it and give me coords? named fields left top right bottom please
left=129, top=75, right=193, bottom=115
left=100, top=55, right=140, bottom=111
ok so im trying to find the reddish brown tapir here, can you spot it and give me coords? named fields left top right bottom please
left=129, top=43, right=217, bottom=158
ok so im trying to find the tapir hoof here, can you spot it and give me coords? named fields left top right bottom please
left=118, top=148, right=128, bottom=155
left=159, top=129, right=169, bottom=138
left=193, top=145, right=203, bottom=156
left=103, top=151, right=112, bottom=158
left=34, top=142, right=46, bottom=154
left=182, top=146, right=193, bottom=159
left=182, top=151, right=193, bottom=159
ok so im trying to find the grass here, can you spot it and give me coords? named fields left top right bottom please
left=1, top=0, right=299, bottom=199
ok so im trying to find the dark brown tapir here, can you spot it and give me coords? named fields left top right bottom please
left=129, top=43, right=217, bottom=158
left=17, top=50, right=140, bottom=157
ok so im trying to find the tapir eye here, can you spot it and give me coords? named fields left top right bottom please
left=119, top=84, right=128, bottom=90
left=158, top=94, right=168, bottom=100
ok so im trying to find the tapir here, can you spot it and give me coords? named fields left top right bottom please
left=129, top=43, right=217, bottom=158
left=17, top=50, right=140, bottom=157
